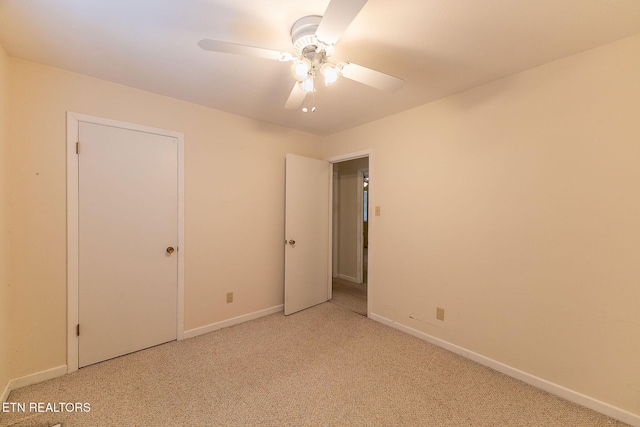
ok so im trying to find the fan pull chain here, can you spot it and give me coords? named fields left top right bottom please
left=312, top=72, right=316, bottom=112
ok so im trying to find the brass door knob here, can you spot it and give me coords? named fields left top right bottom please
left=166, top=247, right=175, bottom=254
left=288, top=240, right=295, bottom=245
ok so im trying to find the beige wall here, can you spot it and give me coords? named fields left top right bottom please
left=335, top=157, right=368, bottom=281
left=5, top=57, right=322, bottom=381
left=323, top=34, right=640, bottom=416
left=0, top=42, right=9, bottom=398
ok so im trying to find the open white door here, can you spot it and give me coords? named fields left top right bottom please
left=284, top=153, right=330, bottom=315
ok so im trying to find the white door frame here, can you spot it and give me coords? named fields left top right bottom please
left=331, top=168, right=339, bottom=280
left=66, top=112, right=185, bottom=373
left=326, top=149, right=372, bottom=316
left=355, top=167, right=367, bottom=284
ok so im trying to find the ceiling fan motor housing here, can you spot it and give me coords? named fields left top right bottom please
left=291, top=15, right=334, bottom=58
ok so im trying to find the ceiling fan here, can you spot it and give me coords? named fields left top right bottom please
left=198, top=0, right=404, bottom=112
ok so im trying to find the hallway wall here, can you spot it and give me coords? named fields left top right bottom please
left=334, top=157, right=368, bottom=282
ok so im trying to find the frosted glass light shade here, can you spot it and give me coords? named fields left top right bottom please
left=299, top=78, right=314, bottom=93
left=291, top=58, right=311, bottom=81
left=320, top=64, right=339, bottom=86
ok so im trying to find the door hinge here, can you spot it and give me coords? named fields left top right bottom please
left=76, top=142, right=80, bottom=154
left=76, top=324, right=80, bottom=336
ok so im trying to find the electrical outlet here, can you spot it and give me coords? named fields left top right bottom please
left=226, top=292, right=233, bottom=303
left=436, top=307, right=445, bottom=321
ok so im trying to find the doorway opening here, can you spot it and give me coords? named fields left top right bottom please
left=330, top=157, right=369, bottom=315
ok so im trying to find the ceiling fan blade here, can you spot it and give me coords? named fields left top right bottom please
left=315, top=0, right=368, bottom=45
left=198, top=39, right=292, bottom=61
left=285, top=84, right=307, bottom=110
left=340, top=63, right=404, bottom=92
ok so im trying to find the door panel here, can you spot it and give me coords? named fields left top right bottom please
left=284, top=153, right=330, bottom=315
left=78, top=122, right=178, bottom=367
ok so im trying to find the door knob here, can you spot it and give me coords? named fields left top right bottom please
left=166, top=247, right=175, bottom=254
left=288, top=240, right=295, bottom=245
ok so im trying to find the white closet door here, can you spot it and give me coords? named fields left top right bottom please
left=78, top=121, right=178, bottom=367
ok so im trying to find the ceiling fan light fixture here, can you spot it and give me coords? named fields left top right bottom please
left=320, top=63, right=339, bottom=86
left=291, top=58, right=312, bottom=81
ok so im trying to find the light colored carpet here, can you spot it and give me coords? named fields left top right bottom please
left=330, top=277, right=367, bottom=315
left=1, top=303, right=628, bottom=426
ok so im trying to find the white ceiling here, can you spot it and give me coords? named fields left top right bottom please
left=1, top=0, right=639, bottom=136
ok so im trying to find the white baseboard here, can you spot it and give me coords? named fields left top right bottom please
left=370, top=313, right=640, bottom=427
left=183, top=305, right=284, bottom=340
left=337, top=274, right=360, bottom=283
left=1, top=365, right=67, bottom=402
